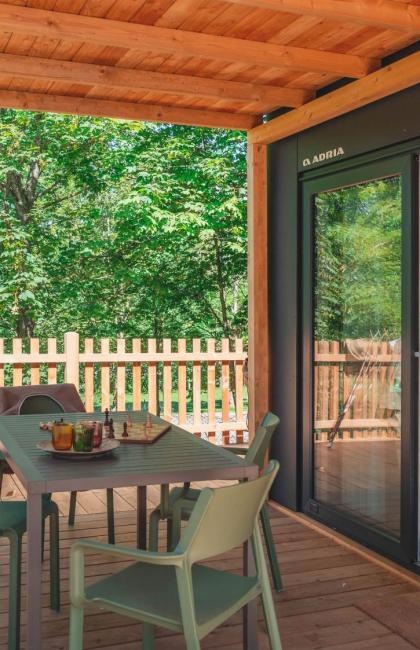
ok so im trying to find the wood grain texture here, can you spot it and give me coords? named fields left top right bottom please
left=0, top=3, right=377, bottom=77
left=0, top=52, right=311, bottom=110
left=227, top=0, right=420, bottom=34
left=0, top=490, right=418, bottom=650
left=0, top=89, right=258, bottom=130
left=247, top=143, right=269, bottom=436
left=0, top=0, right=415, bottom=124
left=84, top=338, right=94, bottom=412
left=249, top=51, right=420, bottom=144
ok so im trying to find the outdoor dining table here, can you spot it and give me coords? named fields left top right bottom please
left=0, top=410, right=259, bottom=650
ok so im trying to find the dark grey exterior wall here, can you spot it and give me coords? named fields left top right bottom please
left=268, top=137, right=299, bottom=510
left=269, top=84, right=420, bottom=511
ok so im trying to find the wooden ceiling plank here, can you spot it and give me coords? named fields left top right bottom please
left=0, top=88, right=260, bottom=130
left=0, top=51, right=312, bottom=107
left=227, top=0, right=420, bottom=34
left=0, top=3, right=378, bottom=77
left=248, top=50, right=420, bottom=144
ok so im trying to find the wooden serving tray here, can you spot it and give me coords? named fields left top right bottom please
left=114, top=421, right=171, bottom=444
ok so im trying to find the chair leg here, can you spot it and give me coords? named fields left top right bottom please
left=143, top=623, right=155, bottom=649
left=106, top=489, right=115, bottom=544
left=253, top=528, right=282, bottom=650
left=49, top=507, right=60, bottom=612
left=149, top=509, right=160, bottom=551
left=166, top=517, right=173, bottom=552
left=7, top=531, right=23, bottom=650
left=260, top=504, right=283, bottom=592
left=177, top=571, right=201, bottom=650
left=68, top=491, right=77, bottom=526
left=171, top=502, right=183, bottom=550
left=69, top=604, right=84, bottom=650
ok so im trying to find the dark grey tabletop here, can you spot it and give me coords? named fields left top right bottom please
left=0, top=411, right=257, bottom=493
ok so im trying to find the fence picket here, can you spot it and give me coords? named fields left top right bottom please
left=47, top=338, right=57, bottom=384
left=221, top=338, right=230, bottom=444
left=192, top=339, right=201, bottom=437
left=148, top=339, right=157, bottom=415
left=163, top=339, right=172, bottom=421
left=177, top=339, right=187, bottom=426
left=235, top=338, right=244, bottom=443
left=0, top=333, right=249, bottom=443
left=117, top=338, right=126, bottom=411
left=132, top=338, right=141, bottom=411
left=30, top=338, right=40, bottom=385
left=12, top=339, right=22, bottom=386
left=207, top=339, right=216, bottom=441
left=84, top=338, right=94, bottom=412
left=0, top=333, right=403, bottom=444
left=330, top=341, right=339, bottom=422
left=64, top=332, right=80, bottom=391
left=100, top=338, right=110, bottom=411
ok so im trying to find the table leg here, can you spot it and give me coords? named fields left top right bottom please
left=243, top=540, right=258, bottom=650
left=27, top=492, right=43, bottom=650
left=137, top=486, right=147, bottom=549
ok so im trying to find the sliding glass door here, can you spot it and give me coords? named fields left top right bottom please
left=302, top=154, right=417, bottom=563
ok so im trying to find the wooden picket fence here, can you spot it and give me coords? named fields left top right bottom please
left=0, top=333, right=248, bottom=444
left=314, top=340, right=401, bottom=442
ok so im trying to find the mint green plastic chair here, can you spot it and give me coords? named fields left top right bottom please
left=1, top=497, right=60, bottom=650
left=69, top=461, right=282, bottom=650
left=149, top=412, right=283, bottom=591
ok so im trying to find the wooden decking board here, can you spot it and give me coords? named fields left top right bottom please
left=325, top=634, right=417, bottom=649
left=356, top=592, right=420, bottom=648
left=0, top=480, right=419, bottom=649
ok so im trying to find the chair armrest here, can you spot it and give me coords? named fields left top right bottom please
left=71, top=539, right=185, bottom=567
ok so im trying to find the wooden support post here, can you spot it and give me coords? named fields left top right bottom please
left=247, top=142, right=269, bottom=437
left=64, top=331, right=80, bottom=391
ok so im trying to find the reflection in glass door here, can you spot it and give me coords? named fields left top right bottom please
left=302, top=154, right=417, bottom=563
left=313, top=176, right=402, bottom=538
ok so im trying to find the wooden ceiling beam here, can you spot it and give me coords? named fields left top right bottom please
left=248, top=51, right=420, bottom=144
left=228, top=0, right=420, bottom=34
left=0, top=89, right=260, bottom=131
left=0, top=52, right=312, bottom=110
left=0, top=3, right=378, bottom=78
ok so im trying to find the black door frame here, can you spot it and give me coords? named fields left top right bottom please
left=301, top=152, right=419, bottom=566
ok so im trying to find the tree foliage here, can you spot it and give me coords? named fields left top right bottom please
left=0, top=110, right=247, bottom=341
left=315, top=176, right=402, bottom=342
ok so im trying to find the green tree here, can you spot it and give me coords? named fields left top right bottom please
left=0, top=111, right=247, bottom=341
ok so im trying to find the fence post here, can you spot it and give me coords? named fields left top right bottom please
left=64, top=331, right=80, bottom=391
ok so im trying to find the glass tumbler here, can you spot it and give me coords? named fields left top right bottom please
left=51, top=423, right=74, bottom=451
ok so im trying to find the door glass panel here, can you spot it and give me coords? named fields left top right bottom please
left=313, top=175, right=402, bottom=539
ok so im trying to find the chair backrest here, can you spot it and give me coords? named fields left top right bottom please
left=246, top=412, right=280, bottom=470
left=179, top=460, right=279, bottom=565
left=18, top=394, right=65, bottom=415
left=0, top=383, right=86, bottom=415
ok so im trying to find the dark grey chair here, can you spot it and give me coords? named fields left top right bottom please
left=0, top=384, right=115, bottom=543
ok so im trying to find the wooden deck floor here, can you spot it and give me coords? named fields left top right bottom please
left=1, top=475, right=420, bottom=649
